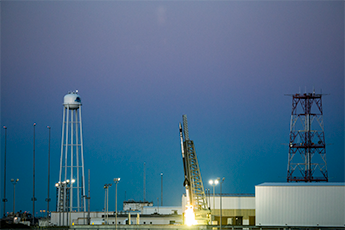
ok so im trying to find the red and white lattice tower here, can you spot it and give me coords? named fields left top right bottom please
left=287, top=91, right=328, bottom=182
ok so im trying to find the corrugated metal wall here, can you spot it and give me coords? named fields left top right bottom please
left=182, top=195, right=255, bottom=210
left=255, top=183, right=345, bottom=227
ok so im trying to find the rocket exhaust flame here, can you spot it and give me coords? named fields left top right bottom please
left=184, top=205, right=196, bottom=226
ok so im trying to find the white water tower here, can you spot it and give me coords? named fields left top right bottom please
left=57, top=90, right=86, bottom=213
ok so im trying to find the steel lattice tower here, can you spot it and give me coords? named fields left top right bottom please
left=287, top=92, right=328, bottom=182
left=180, top=115, right=210, bottom=224
left=57, top=91, right=86, bottom=214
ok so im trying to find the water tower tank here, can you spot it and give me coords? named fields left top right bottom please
left=63, top=91, right=81, bottom=109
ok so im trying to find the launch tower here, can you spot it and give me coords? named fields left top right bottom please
left=179, top=115, right=210, bottom=225
left=58, top=91, right=86, bottom=213
left=287, top=92, right=328, bottom=182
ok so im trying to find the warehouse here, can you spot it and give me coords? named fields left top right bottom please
left=255, top=182, right=345, bottom=227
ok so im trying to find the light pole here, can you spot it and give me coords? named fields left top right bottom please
left=45, top=126, right=51, bottom=218
left=3, top=126, right=8, bottom=217
left=11, top=179, right=19, bottom=215
left=55, top=181, right=67, bottom=226
left=157, top=197, right=159, bottom=213
left=87, top=169, right=91, bottom=225
left=113, top=178, right=120, bottom=229
left=209, top=178, right=219, bottom=222
left=55, top=179, right=74, bottom=226
left=32, top=123, right=37, bottom=225
left=66, top=180, right=69, bottom=226
left=205, top=188, right=210, bottom=208
left=161, top=173, right=163, bottom=206
left=66, top=179, right=74, bottom=226
left=55, top=182, right=62, bottom=226
left=219, top=177, right=225, bottom=230
left=104, top=183, right=112, bottom=224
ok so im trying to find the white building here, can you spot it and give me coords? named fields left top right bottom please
left=50, top=183, right=345, bottom=227
left=143, top=206, right=182, bottom=215
left=181, top=194, right=255, bottom=225
left=123, top=200, right=153, bottom=212
left=255, top=182, right=345, bottom=227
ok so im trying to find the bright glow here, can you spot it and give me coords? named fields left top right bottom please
left=71, top=179, right=75, bottom=183
left=184, top=205, right=196, bottom=226
left=209, top=179, right=219, bottom=185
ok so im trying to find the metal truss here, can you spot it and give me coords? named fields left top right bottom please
left=181, top=115, right=210, bottom=224
left=287, top=92, right=328, bottom=182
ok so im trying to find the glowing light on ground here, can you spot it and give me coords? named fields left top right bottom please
left=184, top=205, right=196, bottom=226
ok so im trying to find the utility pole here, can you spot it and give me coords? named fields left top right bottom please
left=161, top=173, right=163, bottom=206
left=219, top=178, right=225, bottom=230
left=114, top=178, right=120, bottom=230
left=32, top=123, right=37, bottom=225
left=87, top=169, right=91, bottom=225
left=2, top=126, right=8, bottom=217
left=11, top=179, right=19, bottom=214
left=143, top=162, right=146, bottom=202
left=46, top=126, right=51, bottom=217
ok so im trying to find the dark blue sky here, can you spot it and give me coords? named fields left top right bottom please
left=1, top=1, right=344, bottom=216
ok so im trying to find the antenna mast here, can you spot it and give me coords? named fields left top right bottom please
left=287, top=92, right=328, bottom=182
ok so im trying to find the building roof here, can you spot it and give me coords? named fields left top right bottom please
left=256, top=182, right=345, bottom=187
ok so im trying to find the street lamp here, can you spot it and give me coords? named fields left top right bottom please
left=11, top=179, right=19, bottom=215
left=67, top=179, right=75, bottom=225
left=55, top=182, right=62, bottom=226
left=219, top=177, right=225, bottom=230
left=209, top=178, right=219, bottom=222
left=55, top=179, right=74, bottom=226
left=113, top=178, right=120, bottom=229
left=104, top=183, right=112, bottom=224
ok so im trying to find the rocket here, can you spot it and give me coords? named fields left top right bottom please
left=179, top=123, right=190, bottom=189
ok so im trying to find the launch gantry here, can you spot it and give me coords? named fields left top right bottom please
left=179, top=115, right=210, bottom=225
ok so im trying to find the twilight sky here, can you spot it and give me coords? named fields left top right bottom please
left=1, top=1, right=344, bottom=216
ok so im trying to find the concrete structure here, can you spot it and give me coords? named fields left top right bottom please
left=143, top=206, right=182, bottom=215
left=123, top=200, right=153, bottom=212
left=182, top=194, right=255, bottom=226
left=51, top=211, right=105, bottom=226
left=50, top=211, right=182, bottom=226
left=51, top=183, right=345, bottom=227
left=51, top=200, right=182, bottom=226
left=255, top=183, right=345, bottom=227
